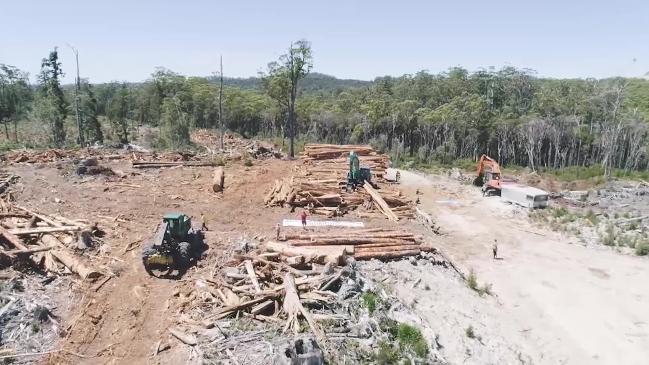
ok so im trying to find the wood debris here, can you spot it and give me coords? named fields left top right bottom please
left=0, top=202, right=103, bottom=280
left=265, top=144, right=415, bottom=220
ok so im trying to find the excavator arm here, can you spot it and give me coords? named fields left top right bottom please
left=475, top=154, right=502, bottom=194
left=476, top=154, right=501, bottom=176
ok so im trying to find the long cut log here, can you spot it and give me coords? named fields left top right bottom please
left=40, top=235, right=102, bottom=279
left=244, top=260, right=262, bottom=293
left=14, top=205, right=62, bottom=227
left=9, top=226, right=83, bottom=236
left=0, top=226, right=29, bottom=251
left=354, top=244, right=421, bottom=253
left=282, top=273, right=327, bottom=347
left=363, top=182, right=398, bottom=221
left=354, top=249, right=420, bottom=260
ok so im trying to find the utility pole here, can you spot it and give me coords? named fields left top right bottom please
left=219, top=55, right=224, bottom=150
left=68, top=44, right=84, bottom=146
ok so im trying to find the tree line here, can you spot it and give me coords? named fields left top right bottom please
left=1, top=42, right=649, bottom=176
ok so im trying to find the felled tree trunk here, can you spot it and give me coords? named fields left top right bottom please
left=41, top=235, right=102, bottom=279
left=212, top=167, right=225, bottom=192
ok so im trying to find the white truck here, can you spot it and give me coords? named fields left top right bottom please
left=500, top=183, right=549, bottom=209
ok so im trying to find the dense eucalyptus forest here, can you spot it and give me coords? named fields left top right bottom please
left=2, top=42, right=649, bottom=176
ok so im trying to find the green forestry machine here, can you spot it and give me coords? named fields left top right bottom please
left=346, top=151, right=373, bottom=191
left=142, top=213, right=203, bottom=276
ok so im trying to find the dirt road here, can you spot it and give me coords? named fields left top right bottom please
left=397, top=169, right=649, bottom=364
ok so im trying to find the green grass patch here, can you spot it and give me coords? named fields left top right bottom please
left=374, top=320, right=429, bottom=363
left=600, top=223, right=617, bottom=246
left=467, top=270, right=479, bottom=291
left=375, top=340, right=400, bottom=364
left=635, top=242, right=649, bottom=256
left=396, top=323, right=428, bottom=358
left=361, top=291, right=381, bottom=314
left=466, top=269, right=492, bottom=296
left=584, top=210, right=599, bottom=225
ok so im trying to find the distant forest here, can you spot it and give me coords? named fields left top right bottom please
left=2, top=45, right=649, bottom=176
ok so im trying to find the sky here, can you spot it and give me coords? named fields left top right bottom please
left=1, top=0, right=648, bottom=84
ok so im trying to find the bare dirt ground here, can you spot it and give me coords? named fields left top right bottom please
left=5, top=143, right=648, bottom=364
left=395, top=169, right=649, bottom=365
left=4, top=157, right=291, bottom=364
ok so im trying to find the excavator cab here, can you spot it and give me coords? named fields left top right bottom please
left=346, top=151, right=372, bottom=191
left=475, top=154, right=502, bottom=196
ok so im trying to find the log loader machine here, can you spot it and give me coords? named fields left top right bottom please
left=142, top=213, right=203, bottom=277
left=346, top=151, right=373, bottom=191
left=474, top=154, right=502, bottom=196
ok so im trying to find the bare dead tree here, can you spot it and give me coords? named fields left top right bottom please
left=67, top=44, right=84, bottom=146
left=219, top=55, right=224, bottom=150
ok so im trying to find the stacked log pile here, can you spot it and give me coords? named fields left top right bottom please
left=275, top=228, right=433, bottom=261
left=0, top=204, right=103, bottom=279
left=265, top=143, right=415, bottom=220
left=300, top=144, right=388, bottom=179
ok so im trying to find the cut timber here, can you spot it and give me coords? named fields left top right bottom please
left=168, top=328, right=197, bottom=346
left=14, top=205, right=62, bottom=227
left=215, top=294, right=279, bottom=317
left=282, top=273, right=326, bottom=347
left=7, top=245, right=56, bottom=255
left=282, top=273, right=301, bottom=333
left=41, top=235, right=101, bottom=279
left=289, top=238, right=415, bottom=246
left=212, top=167, right=225, bottom=193
left=354, top=244, right=421, bottom=252
left=132, top=161, right=218, bottom=168
left=9, top=226, right=82, bottom=236
left=251, top=299, right=274, bottom=315
left=284, top=255, right=305, bottom=266
left=265, top=241, right=346, bottom=264
left=0, top=226, right=29, bottom=251
left=354, top=249, right=420, bottom=260
left=244, top=260, right=261, bottom=293
left=363, top=182, right=398, bottom=221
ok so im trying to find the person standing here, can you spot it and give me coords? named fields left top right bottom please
left=300, top=210, right=308, bottom=230
left=201, top=213, right=208, bottom=231
left=492, top=239, right=498, bottom=259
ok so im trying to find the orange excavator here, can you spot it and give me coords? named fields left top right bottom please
left=474, top=154, right=502, bottom=195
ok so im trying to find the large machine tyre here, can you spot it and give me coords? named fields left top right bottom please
left=176, top=241, right=192, bottom=268
left=141, top=243, right=157, bottom=275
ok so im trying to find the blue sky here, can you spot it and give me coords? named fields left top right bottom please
left=1, top=0, right=648, bottom=84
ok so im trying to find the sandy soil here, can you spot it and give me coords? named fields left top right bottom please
left=6, top=158, right=293, bottom=364
left=395, top=168, right=649, bottom=365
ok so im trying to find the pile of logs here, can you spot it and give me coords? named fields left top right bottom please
left=274, top=228, right=433, bottom=261
left=300, top=144, right=376, bottom=160
left=300, top=144, right=389, bottom=179
left=6, top=149, right=75, bottom=164
left=265, top=143, right=415, bottom=220
left=187, top=228, right=432, bottom=329
left=0, top=204, right=102, bottom=280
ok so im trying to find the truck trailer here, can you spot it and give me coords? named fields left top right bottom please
left=500, top=183, right=549, bottom=209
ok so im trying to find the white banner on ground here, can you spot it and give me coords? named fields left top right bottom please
left=282, top=219, right=365, bottom=228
